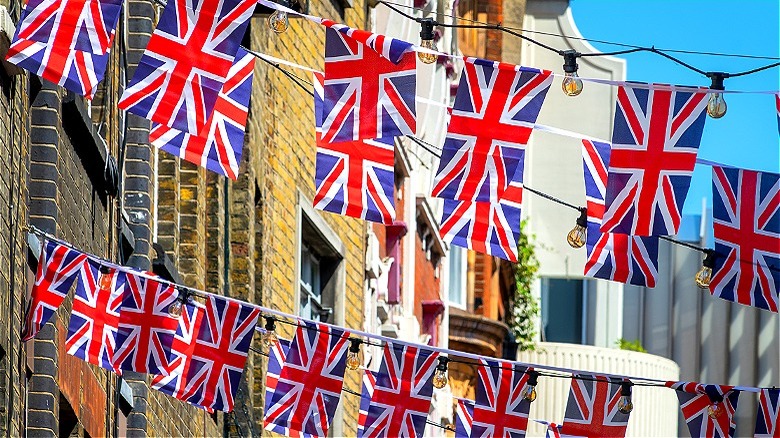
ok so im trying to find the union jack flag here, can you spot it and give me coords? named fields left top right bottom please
left=439, top=173, right=522, bottom=262
left=581, top=139, right=659, bottom=287
left=755, top=388, right=780, bottom=437
left=263, top=338, right=291, bottom=418
left=178, top=294, right=260, bottom=412
left=560, top=374, right=631, bottom=438
left=313, top=72, right=396, bottom=224
left=6, top=0, right=121, bottom=97
left=65, top=259, right=123, bottom=370
left=22, top=240, right=88, bottom=341
left=112, top=272, right=179, bottom=375
left=150, top=48, right=255, bottom=179
left=601, top=84, right=708, bottom=236
left=322, top=23, right=416, bottom=144
left=150, top=300, right=214, bottom=413
left=455, top=398, right=475, bottom=438
left=709, top=165, right=780, bottom=312
left=666, top=381, right=740, bottom=438
left=264, top=322, right=350, bottom=438
left=432, top=58, right=552, bottom=203
left=118, top=0, right=255, bottom=135
left=357, top=343, right=438, bottom=438
left=534, top=420, right=562, bottom=438
left=473, top=360, right=532, bottom=438
left=775, top=93, right=780, bottom=135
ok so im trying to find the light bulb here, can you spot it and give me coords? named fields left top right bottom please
left=418, top=40, right=438, bottom=64
left=707, top=403, right=723, bottom=419
left=98, top=271, right=113, bottom=291
left=268, top=10, right=289, bottom=34
left=262, top=329, right=278, bottom=352
left=695, top=266, right=713, bottom=289
left=168, top=300, right=182, bottom=317
left=521, top=384, right=537, bottom=402
left=567, top=224, right=586, bottom=248
left=707, top=92, right=727, bottom=118
left=617, top=395, right=633, bottom=414
left=562, top=72, right=583, bottom=97
left=346, top=350, right=361, bottom=370
left=432, top=368, right=448, bottom=389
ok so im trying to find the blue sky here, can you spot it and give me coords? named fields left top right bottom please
left=570, top=0, right=780, bottom=215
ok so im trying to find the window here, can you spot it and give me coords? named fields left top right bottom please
left=297, top=193, right=345, bottom=324
left=541, top=278, right=584, bottom=344
left=448, top=246, right=467, bottom=308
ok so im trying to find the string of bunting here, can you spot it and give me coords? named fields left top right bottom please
left=21, top=227, right=779, bottom=437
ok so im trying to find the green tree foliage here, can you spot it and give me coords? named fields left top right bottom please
left=510, top=220, right=540, bottom=351
left=616, top=338, right=647, bottom=353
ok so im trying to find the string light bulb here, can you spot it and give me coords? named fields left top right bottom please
left=268, top=10, right=289, bottom=34
left=567, top=207, right=588, bottom=249
left=346, top=338, right=362, bottom=371
left=706, top=73, right=728, bottom=119
left=432, top=357, right=449, bottom=389
left=418, top=19, right=438, bottom=65
left=561, top=50, right=583, bottom=96
left=261, top=316, right=278, bottom=352
left=707, top=402, right=724, bottom=419
left=521, top=371, right=539, bottom=402
left=695, top=250, right=717, bottom=289
left=617, top=381, right=634, bottom=414
left=98, top=266, right=113, bottom=291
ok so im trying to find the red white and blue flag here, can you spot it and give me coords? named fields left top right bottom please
left=112, top=272, right=180, bottom=375
left=560, top=374, right=631, bottom=438
left=178, top=294, right=260, bottom=412
left=534, top=420, right=562, bottom=438
left=432, top=58, right=552, bottom=203
left=473, top=360, right=532, bottom=438
left=322, top=23, right=416, bottom=144
left=263, top=338, right=291, bottom=420
left=581, top=139, right=659, bottom=287
left=709, top=166, right=780, bottom=312
left=22, top=240, right=88, bottom=341
left=666, top=381, right=740, bottom=438
left=150, top=300, right=214, bottom=413
left=601, top=84, right=708, bottom=236
left=6, top=0, right=121, bottom=97
left=65, top=260, right=123, bottom=370
left=755, top=388, right=780, bottom=437
left=313, top=72, right=396, bottom=224
left=264, top=322, right=350, bottom=438
left=455, top=398, right=475, bottom=438
left=357, top=343, right=438, bottom=438
left=775, top=93, right=780, bottom=135
left=150, top=48, right=255, bottom=179
left=118, top=0, right=255, bottom=135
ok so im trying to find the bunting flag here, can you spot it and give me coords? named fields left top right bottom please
left=321, top=23, right=416, bottom=144
left=709, top=166, right=780, bottom=312
left=6, top=0, right=121, bottom=97
left=118, top=0, right=254, bottom=135
left=65, top=260, right=123, bottom=370
left=755, top=388, right=780, bottom=437
left=150, top=300, right=214, bottom=413
left=22, top=240, right=88, bottom=341
left=264, top=322, right=351, bottom=438
left=455, top=398, right=475, bottom=438
left=431, top=58, right=552, bottom=203
left=601, top=84, right=708, bottom=236
left=667, top=381, right=740, bottom=438
left=439, top=168, right=523, bottom=262
left=263, top=338, right=291, bottom=419
left=560, top=374, right=631, bottom=438
left=473, top=360, right=532, bottom=437
left=149, top=48, right=255, bottom=180
left=534, top=420, right=562, bottom=438
left=312, top=72, right=397, bottom=224
left=581, top=139, right=659, bottom=287
left=112, top=272, right=180, bottom=375
left=357, top=343, right=438, bottom=438
left=775, top=93, right=780, bottom=135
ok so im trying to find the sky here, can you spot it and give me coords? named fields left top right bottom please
left=569, top=0, right=780, bottom=215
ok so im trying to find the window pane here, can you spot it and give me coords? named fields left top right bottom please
left=541, top=278, right=583, bottom=344
left=448, top=247, right=465, bottom=306
left=300, top=287, right=312, bottom=320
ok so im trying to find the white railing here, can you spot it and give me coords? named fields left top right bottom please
left=518, top=342, right=680, bottom=437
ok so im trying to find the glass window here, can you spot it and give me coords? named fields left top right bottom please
left=541, top=278, right=584, bottom=344
left=448, top=246, right=466, bottom=308
left=299, top=244, right=324, bottom=322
